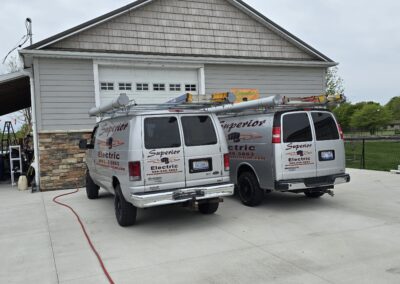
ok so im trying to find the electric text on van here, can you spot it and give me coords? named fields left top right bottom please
left=220, top=109, right=350, bottom=206
left=80, top=97, right=234, bottom=226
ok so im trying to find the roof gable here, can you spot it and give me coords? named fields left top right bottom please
left=26, top=0, right=332, bottom=62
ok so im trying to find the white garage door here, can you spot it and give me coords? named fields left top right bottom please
left=98, top=66, right=199, bottom=105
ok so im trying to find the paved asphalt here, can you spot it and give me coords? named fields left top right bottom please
left=1, top=168, right=399, bottom=283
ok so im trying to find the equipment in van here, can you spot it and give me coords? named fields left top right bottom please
left=81, top=94, right=234, bottom=226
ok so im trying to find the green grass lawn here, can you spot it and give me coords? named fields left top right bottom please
left=345, top=141, right=400, bottom=171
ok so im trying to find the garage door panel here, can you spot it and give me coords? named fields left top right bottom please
left=99, top=66, right=199, bottom=105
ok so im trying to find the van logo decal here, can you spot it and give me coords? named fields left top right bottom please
left=220, top=119, right=267, bottom=133
left=147, top=149, right=181, bottom=158
left=227, top=132, right=263, bottom=143
left=285, top=143, right=313, bottom=151
left=99, top=122, right=128, bottom=136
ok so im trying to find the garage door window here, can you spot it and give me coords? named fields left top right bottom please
left=153, top=84, right=165, bottom=91
left=169, top=84, right=181, bottom=91
left=119, top=83, right=132, bottom=91
left=185, top=84, right=197, bottom=92
left=100, top=82, right=114, bottom=91
left=144, top=117, right=181, bottom=149
left=136, top=83, right=149, bottom=91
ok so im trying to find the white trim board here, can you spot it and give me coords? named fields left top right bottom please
left=21, top=50, right=337, bottom=68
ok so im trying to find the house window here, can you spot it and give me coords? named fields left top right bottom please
left=136, top=83, right=149, bottom=91
left=100, top=82, right=114, bottom=91
left=169, top=84, right=181, bottom=91
left=185, top=84, right=197, bottom=92
left=153, top=83, right=166, bottom=91
left=119, top=83, right=132, bottom=91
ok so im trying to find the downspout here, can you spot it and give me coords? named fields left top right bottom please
left=22, top=68, right=40, bottom=191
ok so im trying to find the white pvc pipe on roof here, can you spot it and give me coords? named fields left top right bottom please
left=205, top=95, right=283, bottom=114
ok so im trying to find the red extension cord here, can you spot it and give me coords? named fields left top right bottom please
left=52, top=188, right=115, bottom=284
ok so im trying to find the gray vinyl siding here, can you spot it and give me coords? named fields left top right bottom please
left=37, top=58, right=96, bottom=131
left=205, top=65, right=326, bottom=97
left=48, top=0, right=315, bottom=61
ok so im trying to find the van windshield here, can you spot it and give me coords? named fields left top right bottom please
left=181, top=116, right=217, bottom=146
left=144, top=117, right=181, bottom=149
left=282, top=113, right=312, bottom=143
left=311, top=112, right=339, bottom=141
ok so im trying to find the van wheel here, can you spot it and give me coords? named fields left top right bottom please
left=238, top=171, right=264, bottom=207
left=114, top=184, right=137, bottom=227
left=198, top=199, right=219, bottom=214
left=86, top=171, right=99, bottom=199
left=304, top=189, right=325, bottom=198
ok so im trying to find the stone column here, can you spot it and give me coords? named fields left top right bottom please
left=38, top=131, right=91, bottom=191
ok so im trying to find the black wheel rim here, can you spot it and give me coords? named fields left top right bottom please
left=239, top=177, right=253, bottom=202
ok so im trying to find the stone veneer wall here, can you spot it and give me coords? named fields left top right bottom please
left=38, top=131, right=91, bottom=191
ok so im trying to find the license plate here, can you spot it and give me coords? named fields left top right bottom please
left=319, top=150, right=335, bottom=161
left=193, top=160, right=209, bottom=170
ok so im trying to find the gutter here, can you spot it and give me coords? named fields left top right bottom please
left=21, top=69, right=40, bottom=191
left=20, top=49, right=338, bottom=68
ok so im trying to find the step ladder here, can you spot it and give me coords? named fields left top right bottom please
left=1, top=121, right=18, bottom=155
left=9, top=145, right=22, bottom=186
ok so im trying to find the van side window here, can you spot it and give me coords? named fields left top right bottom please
left=311, top=112, right=339, bottom=141
left=144, top=117, right=181, bottom=149
left=283, top=113, right=312, bottom=143
left=181, top=116, right=217, bottom=146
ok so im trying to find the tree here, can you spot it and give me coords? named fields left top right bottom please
left=332, top=102, right=356, bottom=131
left=5, top=55, right=22, bottom=73
left=350, top=103, right=392, bottom=134
left=326, top=67, right=345, bottom=96
left=3, top=55, right=32, bottom=136
left=385, top=96, right=400, bottom=121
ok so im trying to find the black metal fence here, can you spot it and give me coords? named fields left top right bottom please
left=345, top=136, right=400, bottom=171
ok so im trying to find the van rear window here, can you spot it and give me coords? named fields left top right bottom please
left=311, top=112, right=339, bottom=141
left=181, top=116, right=217, bottom=146
left=283, top=113, right=312, bottom=143
left=144, top=117, right=181, bottom=149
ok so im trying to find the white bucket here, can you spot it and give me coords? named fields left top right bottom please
left=18, top=175, right=28, bottom=191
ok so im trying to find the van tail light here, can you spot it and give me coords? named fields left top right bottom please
left=338, top=124, right=344, bottom=140
left=272, top=127, right=281, bottom=144
left=224, top=153, right=230, bottom=171
left=129, top=161, right=141, bottom=181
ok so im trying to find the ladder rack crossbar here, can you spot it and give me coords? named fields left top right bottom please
left=91, top=93, right=345, bottom=118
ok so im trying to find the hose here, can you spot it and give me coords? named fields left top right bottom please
left=52, top=188, right=115, bottom=284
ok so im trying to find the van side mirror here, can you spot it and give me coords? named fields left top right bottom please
left=79, top=139, right=94, bottom=150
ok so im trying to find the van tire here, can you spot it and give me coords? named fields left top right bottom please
left=238, top=171, right=264, bottom=207
left=198, top=199, right=219, bottom=214
left=304, top=189, right=325, bottom=198
left=86, top=171, right=99, bottom=199
left=114, top=184, right=137, bottom=227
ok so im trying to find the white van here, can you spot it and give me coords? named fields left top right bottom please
left=80, top=109, right=234, bottom=226
left=219, top=109, right=350, bottom=206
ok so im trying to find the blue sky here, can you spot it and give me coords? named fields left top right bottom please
left=1, top=0, right=399, bottom=121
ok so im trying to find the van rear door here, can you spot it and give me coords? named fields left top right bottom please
left=280, top=112, right=317, bottom=180
left=310, top=111, right=345, bottom=176
left=142, top=116, right=185, bottom=192
left=180, top=115, right=224, bottom=187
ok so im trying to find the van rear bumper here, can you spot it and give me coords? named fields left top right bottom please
left=275, top=173, right=350, bottom=191
left=130, top=183, right=234, bottom=208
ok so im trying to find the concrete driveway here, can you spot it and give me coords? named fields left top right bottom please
left=1, top=168, right=400, bottom=284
